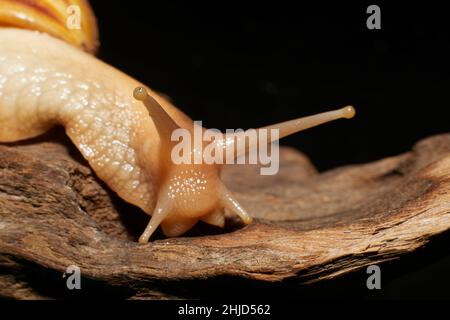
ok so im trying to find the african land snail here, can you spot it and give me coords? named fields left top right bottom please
left=0, top=0, right=355, bottom=243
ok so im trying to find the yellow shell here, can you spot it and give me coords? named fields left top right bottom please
left=0, top=0, right=98, bottom=53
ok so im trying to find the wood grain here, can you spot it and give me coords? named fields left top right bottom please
left=0, top=132, right=449, bottom=299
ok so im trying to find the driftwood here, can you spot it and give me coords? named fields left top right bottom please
left=0, top=131, right=449, bottom=299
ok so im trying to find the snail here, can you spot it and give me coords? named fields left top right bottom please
left=0, top=0, right=355, bottom=243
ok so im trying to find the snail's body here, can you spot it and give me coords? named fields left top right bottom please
left=0, top=28, right=205, bottom=237
left=0, top=1, right=356, bottom=243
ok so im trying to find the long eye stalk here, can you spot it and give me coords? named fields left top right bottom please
left=220, top=106, right=355, bottom=160
left=134, top=87, right=180, bottom=141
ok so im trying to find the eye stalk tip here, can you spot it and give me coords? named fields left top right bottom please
left=341, top=105, right=356, bottom=119
left=133, top=86, right=148, bottom=101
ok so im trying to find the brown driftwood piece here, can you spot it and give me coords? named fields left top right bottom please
left=0, top=132, right=449, bottom=299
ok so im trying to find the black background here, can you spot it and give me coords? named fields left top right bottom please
left=90, top=1, right=449, bottom=299
left=93, top=1, right=449, bottom=171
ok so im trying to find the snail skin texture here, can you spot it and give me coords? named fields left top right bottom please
left=0, top=27, right=355, bottom=243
